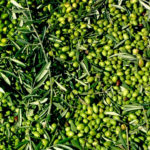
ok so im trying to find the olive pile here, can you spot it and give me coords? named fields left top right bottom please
left=0, top=0, right=150, bottom=149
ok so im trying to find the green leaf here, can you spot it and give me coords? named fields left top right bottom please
left=106, top=34, right=117, bottom=42
left=146, top=49, right=150, bottom=58
left=75, top=78, right=87, bottom=86
left=147, top=108, right=150, bottom=117
left=53, top=102, right=64, bottom=110
left=10, top=0, right=24, bottom=8
left=34, top=74, right=48, bottom=90
left=9, top=58, right=26, bottom=67
left=15, top=140, right=29, bottom=149
left=1, top=70, right=18, bottom=78
left=10, top=40, right=21, bottom=50
left=119, top=131, right=127, bottom=149
left=121, top=82, right=131, bottom=90
left=35, top=62, right=51, bottom=82
left=71, top=139, right=82, bottom=150
left=123, top=105, right=143, bottom=112
left=42, top=26, right=47, bottom=41
left=118, top=0, right=123, bottom=6
left=92, top=65, right=103, bottom=73
left=17, top=39, right=30, bottom=44
left=122, top=24, right=129, bottom=30
left=57, top=138, right=71, bottom=144
left=110, top=146, right=122, bottom=150
left=17, top=28, right=32, bottom=33
left=53, top=147, right=63, bottom=150
left=90, top=81, right=98, bottom=88
left=60, top=109, right=68, bottom=118
left=142, top=18, right=150, bottom=31
left=130, top=141, right=139, bottom=150
left=18, top=109, right=22, bottom=127
left=140, top=0, right=150, bottom=10
left=111, top=4, right=126, bottom=11
left=138, top=126, right=147, bottom=133
left=114, top=39, right=126, bottom=49
left=39, top=107, right=48, bottom=118
left=23, top=82, right=33, bottom=94
left=70, top=121, right=77, bottom=132
left=56, top=144, right=73, bottom=150
left=31, top=141, right=38, bottom=150
left=55, top=80, right=67, bottom=92
left=0, top=72, right=11, bottom=85
left=81, top=61, right=89, bottom=76
left=105, top=111, right=120, bottom=116
left=110, top=53, right=137, bottom=61
left=0, top=87, right=5, bottom=93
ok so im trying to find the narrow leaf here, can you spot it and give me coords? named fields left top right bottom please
left=114, top=39, right=126, bottom=49
left=71, top=139, right=82, bottom=150
left=70, top=121, right=77, bottom=132
left=16, top=140, right=29, bottom=149
left=105, top=111, right=120, bottom=116
left=111, top=4, right=126, bottom=10
left=18, top=109, right=22, bottom=126
left=53, top=102, right=64, bottom=110
left=10, top=40, right=21, bottom=50
left=81, top=61, right=90, bottom=76
left=9, top=58, right=26, bottom=67
left=34, top=74, right=48, bottom=90
left=53, top=147, right=63, bottom=150
left=57, top=144, right=73, bottom=150
left=35, top=62, right=51, bottom=82
left=140, top=0, right=150, bottom=10
left=123, top=105, right=143, bottom=112
left=60, top=109, right=68, bottom=118
left=1, top=70, right=18, bottom=78
left=10, top=0, right=23, bottom=8
left=0, top=72, right=11, bottom=85
left=110, top=53, right=137, bottom=61
left=0, top=87, right=5, bottom=93
left=55, top=80, right=67, bottom=92
left=57, top=138, right=71, bottom=144
left=75, top=79, right=87, bottom=86
left=119, top=132, right=127, bottom=149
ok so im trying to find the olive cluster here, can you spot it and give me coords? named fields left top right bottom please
left=0, top=0, right=150, bottom=149
left=65, top=100, right=149, bottom=149
left=0, top=92, right=20, bottom=149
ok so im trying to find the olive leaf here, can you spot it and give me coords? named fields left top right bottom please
left=0, top=72, right=11, bottom=85
left=105, top=111, right=121, bottom=116
left=57, top=138, right=71, bottom=144
left=81, top=61, right=90, bottom=76
left=110, top=53, right=137, bottom=61
left=34, top=74, right=49, bottom=90
left=139, top=0, right=150, bottom=10
left=9, top=58, right=26, bottom=67
left=35, top=62, right=51, bottom=82
left=55, top=80, right=67, bottom=92
left=75, top=78, right=87, bottom=86
left=10, top=0, right=24, bottom=8
left=55, top=144, right=73, bottom=150
left=119, top=132, right=127, bottom=149
left=0, top=87, right=5, bottom=93
left=114, top=39, right=126, bottom=49
left=71, top=139, right=82, bottom=150
left=15, top=140, right=29, bottom=149
left=123, top=105, right=143, bottom=112
left=111, top=4, right=126, bottom=11
left=53, top=102, right=64, bottom=110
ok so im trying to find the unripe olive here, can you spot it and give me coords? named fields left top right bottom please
left=138, top=59, right=144, bottom=67
left=77, top=123, right=84, bottom=130
left=42, top=139, right=48, bottom=147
